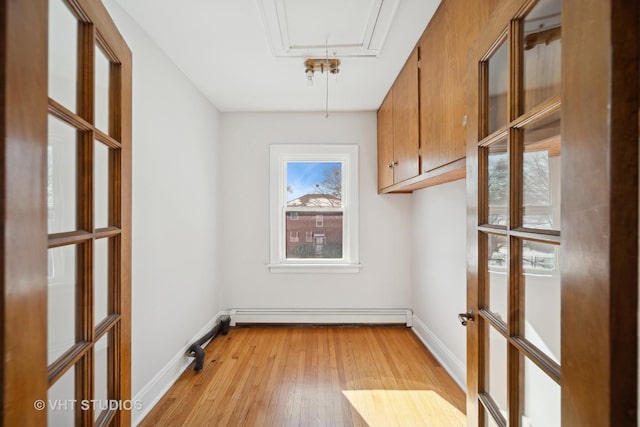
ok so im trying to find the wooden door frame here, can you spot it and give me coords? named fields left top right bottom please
left=1, top=0, right=132, bottom=425
left=465, top=0, right=638, bottom=425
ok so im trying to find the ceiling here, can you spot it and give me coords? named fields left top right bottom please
left=112, top=0, right=441, bottom=112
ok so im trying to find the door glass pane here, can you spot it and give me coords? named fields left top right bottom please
left=487, top=234, right=508, bottom=322
left=95, top=45, right=111, bottom=133
left=49, top=0, right=78, bottom=112
left=487, top=138, right=508, bottom=226
left=48, top=116, right=78, bottom=234
left=522, top=111, right=561, bottom=230
left=95, top=140, right=110, bottom=229
left=487, top=327, right=508, bottom=419
left=48, top=245, right=77, bottom=365
left=48, top=366, right=76, bottom=427
left=523, top=0, right=562, bottom=112
left=485, top=411, right=502, bottom=427
left=94, top=333, right=110, bottom=420
left=524, top=357, right=561, bottom=426
left=95, top=238, right=109, bottom=325
left=523, top=240, right=560, bottom=363
left=487, top=41, right=509, bottom=135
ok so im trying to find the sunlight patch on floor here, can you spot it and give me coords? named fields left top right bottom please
left=342, top=389, right=466, bottom=427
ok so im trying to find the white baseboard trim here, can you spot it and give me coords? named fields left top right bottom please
left=229, top=308, right=413, bottom=327
left=411, top=315, right=466, bottom=390
left=131, top=310, right=231, bottom=426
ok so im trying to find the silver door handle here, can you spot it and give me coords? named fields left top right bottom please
left=458, top=312, right=474, bottom=326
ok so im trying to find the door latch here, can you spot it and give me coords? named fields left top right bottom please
left=458, top=311, right=474, bottom=326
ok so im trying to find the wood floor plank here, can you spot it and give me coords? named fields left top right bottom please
left=140, top=326, right=466, bottom=426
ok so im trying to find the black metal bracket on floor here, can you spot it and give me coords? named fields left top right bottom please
left=187, top=315, right=231, bottom=372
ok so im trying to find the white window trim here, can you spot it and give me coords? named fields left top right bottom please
left=269, top=144, right=361, bottom=273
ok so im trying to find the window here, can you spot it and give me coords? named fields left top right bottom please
left=269, top=144, right=360, bottom=273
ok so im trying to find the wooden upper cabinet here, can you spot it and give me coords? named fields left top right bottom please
left=377, top=91, right=395, bottom=190
left=377, top=47, right=420, bottom=192
left=377, top=0, right=499, bottom=193
left=392, top=48, right=420, bottom=183
left=420, top=0, right=500, bottom=173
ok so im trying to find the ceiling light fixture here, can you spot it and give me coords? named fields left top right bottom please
left=304, top=58, right=341, bottom=82
left=304, top=58, right=340, bottom=118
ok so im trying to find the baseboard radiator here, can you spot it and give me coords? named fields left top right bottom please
left=229, top=308, right=413, bottom=327
left=186, top=315, right=231, bottom=371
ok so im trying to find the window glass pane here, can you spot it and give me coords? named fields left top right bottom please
left=48, top=365, right=76, bottom=426
left=486, top=234, right=508, bottom=322
left=286, top=212, right=343, bottom=258
left=487, top=41, right=509, bottom=135
left=487, top=138, right=508, bottom=226
left=486, top=326, right=508, bottom=419
left=49, top=0, right=78, bottom=112
left=95, top=45, right=111, bottom=133
left=48, top=245, right=77, bottom=365
left=523, top=0, right=562, bottom=112
left=286, top=162, right=342, bottom=207
left=522, top=111, right=561, bottom=230
left=94, top=333, right=110, bottom=420
left=48, top=115, right=78, bottom=234
left=524, top=357, right=561, bottom=426
left=95, top=238, right=109, bottom=325
left=95, top=140, right=110, bottom=229
left=523, top=240, right=560, bottom=363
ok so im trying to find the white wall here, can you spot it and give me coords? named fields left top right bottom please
left=103, top=1, right=224, bottom=420
left=220, top=112, right=413, bottom=310
left=411, top=179, right=467, bottom=386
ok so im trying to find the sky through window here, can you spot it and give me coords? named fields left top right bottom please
left=287, top=162, right=341, bottom=200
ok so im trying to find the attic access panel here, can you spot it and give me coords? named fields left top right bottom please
left=258, top=0, right=400, bottom=57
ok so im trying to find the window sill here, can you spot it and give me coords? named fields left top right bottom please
left=268, top=263, right=362, bottom=274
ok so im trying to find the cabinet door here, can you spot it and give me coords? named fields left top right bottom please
left=377, top=90, right=394, bottom=190
left=392, top=48, right=420, bottom=183
left=421, top=0, right=499, bottom=173
left=419, top=13, right=445, bottom=173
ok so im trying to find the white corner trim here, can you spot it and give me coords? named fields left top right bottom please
left=229, top=308, right=412, bottom=327
left=411, top=315, right=466, bottom=390
left=132, top=310, right=231, bottom=426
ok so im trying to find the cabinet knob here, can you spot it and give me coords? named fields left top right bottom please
left=387, top=163, right=393, bottom=168
left=393, top=160, right=399, bottom=166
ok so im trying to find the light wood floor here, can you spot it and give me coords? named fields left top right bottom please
left=140, top=326, right=466, bottom=427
